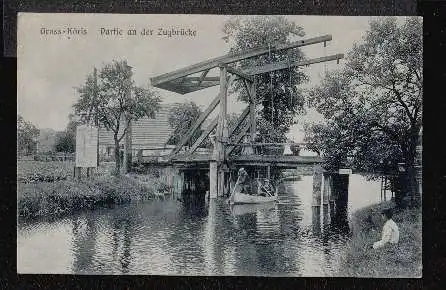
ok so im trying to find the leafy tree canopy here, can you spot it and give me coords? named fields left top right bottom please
left=17, top=115, right=39, bottom=155
left=223, top=16, right=308, bottom=142
left=54, top=114, right=79, bottom=153
left=167, top=102, right=202, bottom=146
left=305, top=17, right=422, bottom=176
left=73, top=60, right=161, bottom=173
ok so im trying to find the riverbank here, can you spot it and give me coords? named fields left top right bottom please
left=18, top=175, right=161, bottom=219
left=17, top=160, right=172, bottom=219
left=339, top=201, right=422, bottom=277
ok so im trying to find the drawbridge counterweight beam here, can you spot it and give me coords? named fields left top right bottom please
left=151, top=34, right=333, bottom=89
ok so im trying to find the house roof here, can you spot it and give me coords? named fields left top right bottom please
left=99, top=103, right=181, bottom=149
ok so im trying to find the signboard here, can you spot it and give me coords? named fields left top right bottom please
left=339, top=168, right=352, bottom=175
left=75, top=125, right=98, bottom=168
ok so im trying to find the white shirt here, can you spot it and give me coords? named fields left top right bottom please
left=373, top=219, right=400, bottom=249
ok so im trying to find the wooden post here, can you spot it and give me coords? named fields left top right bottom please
left=229, top=171, right=233, bottom=195
left=322, top=173, right=330, bottom=225
left=328, top=174, right=336, bottom=218
left=210, top=162, right=218, bottom=198
left=267, top=165, right=271, bottom=180
left=312, top=164, right=323, bottom=207
left=216, top=65, right=228, bottom=197
left=249, top=79, right=256, bottom=141
left=312, top=165, right=323, bottom=231
left=74, top=167, right=82, bottom=181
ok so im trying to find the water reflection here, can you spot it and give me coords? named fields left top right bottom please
left=71, top=216, right=97, bottom=274
left=18, top=174, right=381, bottom=276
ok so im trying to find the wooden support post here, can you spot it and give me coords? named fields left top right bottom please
left=210, top=162, right=218, bottom=198
left=312, top=165, right=323, bottom=231
left=74, top=167, right=82, bottom=181
left=249, top=79, right=256, bottom=141
left=219, top=66, right=228, bottom=147
left=380, top=176, right=383, bottom=201
left=267, top=165, right=271, bottom=180
left=322, top=173, right=330, bottom=225
left=312, top=164, right=323, bottom=207
left=322, top=173, right=330, bottom=206
left=330, top=172, right=350, bottom=229
left=218, top=170, right=225, bottom=197
left=328, top=175, right=336, bottom=218
left=216, top=65, right=228, bottom=197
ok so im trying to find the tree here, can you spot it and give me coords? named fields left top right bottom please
left=74, top=60, right=161, bottom=174
left=167, top=102, right=216, bottom=149
left=223, top=16, right=308, bottom=143
left=305, top=17, right=422, bottom=208
left=17, top=115, right=39, bottom=155
left=55, top=114, right=79, bottom=153
left=167, top=102, right=202, bottom=146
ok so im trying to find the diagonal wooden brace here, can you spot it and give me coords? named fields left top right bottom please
left=168, top=94, right=220, bottom=159
left=228, top=106, right=250, bottom=138
left=188, top=116, right=218, bottom=154
left=226, top=124, right=251, bottom=156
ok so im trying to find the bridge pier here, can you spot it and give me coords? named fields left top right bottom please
left=330, top=173, right=350, bottom=231
left=172, top=167, right=184, bottom=199
left=209, top=162, right=218, bottom=198
left=312, top=166, right=350, bottom=231
left=312, top=164, right=323, bottom=229
left=322, top=173, right=331, bottom=225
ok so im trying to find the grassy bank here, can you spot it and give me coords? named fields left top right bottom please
left=17, top=175, right=159, bottom=218
left=17, top=160, right=171, bottom=219
left=339, top=201, right=422, bottom=277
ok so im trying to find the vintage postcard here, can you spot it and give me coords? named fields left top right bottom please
left=17, top=13, right=422, bottom=277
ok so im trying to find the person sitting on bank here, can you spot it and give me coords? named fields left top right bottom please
left=372, top=208, right=400, bottom=249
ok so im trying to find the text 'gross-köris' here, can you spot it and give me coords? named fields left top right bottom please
left=40, top=27, right=88, bottom=38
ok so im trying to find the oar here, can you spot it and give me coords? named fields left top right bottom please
left=231, top=176, right=241, bottom=196
left=227, top=175, right=241, bottom=205
left=260, top=185, right=273, bottom=197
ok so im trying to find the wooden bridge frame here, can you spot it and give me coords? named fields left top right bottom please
left=150, top=34, right=344, bottom=197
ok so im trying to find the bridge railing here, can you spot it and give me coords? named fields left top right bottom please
left=225, top=142, right=315, bottom=156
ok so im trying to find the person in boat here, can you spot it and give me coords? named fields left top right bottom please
left=260, top=179, right=274, bottom=196
left=237, top=167, right=251, bottom=194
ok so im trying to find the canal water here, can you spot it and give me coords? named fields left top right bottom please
left=17, top=174, right=385, bottom=276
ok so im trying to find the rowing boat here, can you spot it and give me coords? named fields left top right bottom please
left=228, top=185, right=278, bottom=205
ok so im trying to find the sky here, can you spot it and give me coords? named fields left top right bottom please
left=17, top=14, right=396, bottom=141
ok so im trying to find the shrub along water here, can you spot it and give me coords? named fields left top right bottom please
left=18, top=175, right=159, bottom=219
left=339, top=201, right=422, bottom=277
